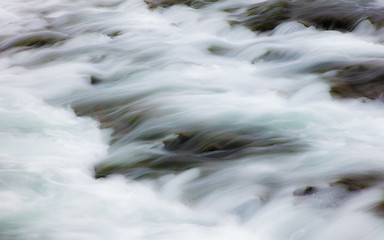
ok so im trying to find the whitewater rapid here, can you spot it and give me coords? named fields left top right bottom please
left=2, top=0, right=384, bottom=239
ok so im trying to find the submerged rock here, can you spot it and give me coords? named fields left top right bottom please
left=163, top=131, right=297, bottom=158
left=293, top=172, right=384, bottom=196
left=293, top=172, right=384, bottom=215
left=207, top=45, right=231, bottom=55
left=144, top=0, right=218, bottom=9
left=328, top=63, right=384, bottom=100
left=0, top=31, right=69, bottom=52
left=330, top=172, right=384, bottom=192
left=107, top=31, right=122, bottom=38
left=313, top=61, right=384, bottom=100
left=72, top=101, right=151, bottom=143
left=90, top=76, right=103, bottom=85
left=371, top=201, right=384, bottom=217
left=231, top=0, right=292, bottom=32
left=94, top=154, right=205, bottom=179
left=232, top=0, right=384, bottom=33
left=73, top=92, right=303, bottom=180
left=94, top=130, right=301, bottom=180
left=293, top=186, right=317, bottom=196
left=73, top=100, right=301, bottom=180
left=163, top=132, right=252, bottom=156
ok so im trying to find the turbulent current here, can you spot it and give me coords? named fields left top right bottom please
left=2, top=0, right=384, bottom=239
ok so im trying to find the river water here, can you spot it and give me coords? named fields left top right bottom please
left=1, top=0, right=384, bottom=239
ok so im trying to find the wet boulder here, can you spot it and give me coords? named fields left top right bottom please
left=231, top=0, right=293, bottom=32
left=90, top=76, right=103, bottom=85
left=73, top=101, right=302, bottom=180
left=328, top=63, right=384, bottom=100
left=329, top=172, right=384, bottom=217
left=312, top=61, right=384, bottom=100
left=94, top=130, right=302, bottom=180
left=330, top=172, right=384, bottom=192
left=144, top=0, right=218, bottom=9
left=232, top=0, right=384, bottom=33
left=94, top=154, right=206, bottom=179
left=162, top=132, right=254, bottom=157
left=163, top=131, right=298, bottom=158
left=293, top=172, right=384, bottom=196
left=371, top=201, right=384, bottom=217
left=0, top=31, right=69, bottom=52
left=292, top=172, right=384, bottom=214
left=72, top=100, right=152, bottom=143
left=293, top=186, right=317, bottom=196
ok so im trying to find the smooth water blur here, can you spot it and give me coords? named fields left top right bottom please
left=2, top=0, right=384, bottom=239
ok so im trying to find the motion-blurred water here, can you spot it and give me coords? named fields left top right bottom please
left=1, top=0, right=384, bottom=239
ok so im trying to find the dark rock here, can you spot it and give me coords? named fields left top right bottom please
left=94, top=162, right=133, bottom=179
left=231, top=0, right=292, bottom=32
left=73, top=102, right=302, bottom=180
left=107, top=31, right=122, bottom=38
left=147, top=155, right=205, bottom=170
left=330, top=172, right=384, bottom=192
left=144, top=0, right=218, bottom=9
left=312, top=61, right=384, bottom=100
left=329, top=63, right=384, bottom=100
left=94, top=154, right=205, bottom=179
left=92, top=130, right=302, bottom=180
left=371, top=201, right=384, bottom=217
left=94, top=154, right=163, bottom=179
left=0, top=31, right=69, bottom=52
left=256, top=48, right=299, bottom=63
left=90, top=76, right=103, bottom=85
left=232, top=0, right=384, bottom=33
left=72, top=101, right=153, bottom=144
left=207, top=45, right=230, bottom=55
left=293, top=186, right=317, bottom=196
left=163, top=131, right=298, bottom=158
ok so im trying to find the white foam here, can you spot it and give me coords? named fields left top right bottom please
left=2, top=0, right=384, bottom=239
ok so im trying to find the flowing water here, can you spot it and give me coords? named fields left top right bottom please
left=1, top=0, right=384, bottom=239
